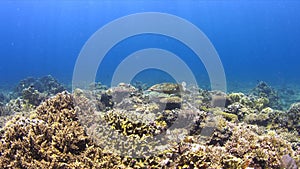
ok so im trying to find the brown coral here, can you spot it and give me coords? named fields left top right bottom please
left=0, top=92, right=120, bottom=168
left=0, top=84, right=298, bottom=169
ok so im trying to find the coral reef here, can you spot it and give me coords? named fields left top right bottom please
left=0, top=82, right=298, bottom=168
left=250, top=81, right=283, bottom=110
left=271, top=102, right=300, bottom=136
left=21, top=86, right=46, bottom=106
left=0, top=93, right=9, bottom=106
left=4, top=98, right=35, bottom=115
left=14, top=75, right=65, bottom=97
left=107, top=83, right=137, bottom=104
left=224, top=124, right=296, bottom=168
left=278, top=86, right=300, bottom=110
left=13, top=76, right=36, bottom=96
left=148, top=83, right=183, bottom=95
left=0, top=92, right=120, bottom=168
left=0, top=93, right=10, bottom=116
left=286, top=103, right=300, bottom=133
left=0, top=75, right=66, bottom=116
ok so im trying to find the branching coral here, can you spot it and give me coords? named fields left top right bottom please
left=0, top=82, right=298, bottom=168
left=0, top=92, right=120, bottom=168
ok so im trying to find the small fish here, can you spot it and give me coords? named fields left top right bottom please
left=280, top=154, right=298, bottom=169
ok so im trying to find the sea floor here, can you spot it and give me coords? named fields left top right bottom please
left=0, top=75, right=299, bottom=168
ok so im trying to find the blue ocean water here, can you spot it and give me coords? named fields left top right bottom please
left=0, top=1, right=300, bottom=90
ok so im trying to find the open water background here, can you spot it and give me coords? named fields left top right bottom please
left=0, top=1, right=300, bottom=91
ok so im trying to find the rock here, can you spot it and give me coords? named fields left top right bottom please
left=281, top=154, right=298, bottom=169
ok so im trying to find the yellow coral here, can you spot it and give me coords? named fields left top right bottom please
left=215, top=110, right=238, bottom=122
